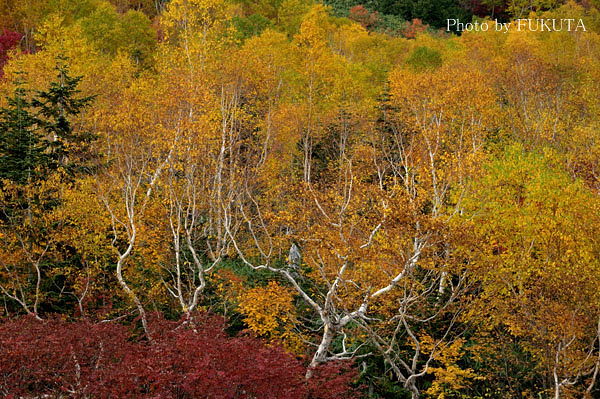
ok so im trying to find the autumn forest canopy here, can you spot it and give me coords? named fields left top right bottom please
left=1, top=0, right=600, bottom=398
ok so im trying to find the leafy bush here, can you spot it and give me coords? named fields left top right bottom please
left=405, top=45, right=442, bottom=70
left=0, top=30, right=22, bottom=76
left=0, top=313, right=360, bottom=398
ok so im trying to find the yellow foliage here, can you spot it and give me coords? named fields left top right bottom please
left=420, top=336, right=482, bottom=398
left=238, top=282, right=306, bottom=354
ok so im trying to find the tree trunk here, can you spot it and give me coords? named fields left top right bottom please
left=306, top=323, right=336, bottom=379
left=116, top=255, right=152, bottom=342
left=406, top=380, right=420, bottom=399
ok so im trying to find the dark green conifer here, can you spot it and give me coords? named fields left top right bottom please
left=32, top=60, right=97, bottom=178
left=0, top=76, right=47, bottom=186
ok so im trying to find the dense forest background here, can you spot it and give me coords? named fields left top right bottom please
left=1, top=0, right=600, bottom=398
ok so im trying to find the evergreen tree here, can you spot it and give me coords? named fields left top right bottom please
left=0, top=77, right=48, bottom=186
left=0, top=61, right=97, bottom=190
left=32, top=60, right=97, bottom=179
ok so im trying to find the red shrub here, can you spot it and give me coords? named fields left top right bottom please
left=401, top=18, right=429, bottom=39
left=0, top=30, right=22, bottom=76
left=0, top=314, right=360, bottom=398
left=349, top=5, right=379, bottom=30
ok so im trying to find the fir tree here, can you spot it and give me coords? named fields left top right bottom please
left=32, top=60, right=97, bottom=179
left=0, top=76, right=48, bottom=186
left=0, top=61, right=97, bottom=189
